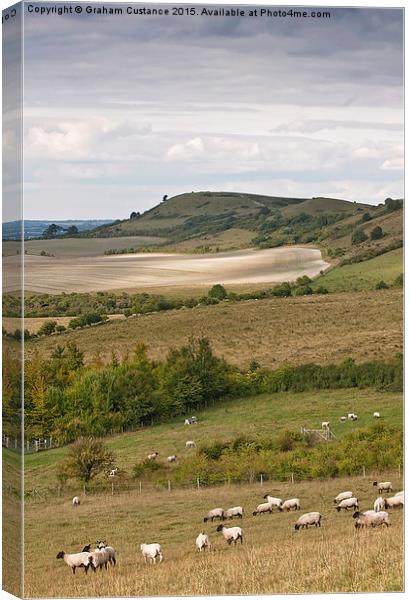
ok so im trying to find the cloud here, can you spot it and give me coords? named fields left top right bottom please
left=166, top=137, right=205, bottom=160
left=272, top=119, right=403, bottom=134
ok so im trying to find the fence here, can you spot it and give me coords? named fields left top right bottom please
left=2, top=434, right=55, bottom=453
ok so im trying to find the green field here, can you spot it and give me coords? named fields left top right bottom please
left=313, top=249, right=403, bottom=292
left=24, top=387, right=402, bottom=491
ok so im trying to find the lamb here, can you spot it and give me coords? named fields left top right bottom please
left=147, top=452, right=159, bottom=460
left=374, top=496, right=385, bottom=512
left=336, top=497, right=359, bottom=512
left=224, top=506, right=243, bottom=519
left=333, top=491, right=353, bottom=504
left=185, top=440, right=196, bottom=449
left=263, top=495, right=283, bottom=509
left=167, top=455, right=177, bottom=463
left=373, top=481, right=392, bottom=493
left=252, top=502, right=273, bottom=516
left=383, top=495, right=404, bottom=509
left=97, top=541, right=117, bottom=566
left=279, top=498, right=300, bottom=512
left=140, top=543, right=163, bottom=564
left=56, top=551, right=95, bottom=575
left=294, top=512, right=322, bottom=530
left=353, top=510, right=391, bottom=529
left=203, top=508, right=225, bottom=522
left=195, top=532, right=211, bottom=552
left=373, top=412, right=380, bottom=418
left=216, top=524, right=243, bottom=545
left=72, top=496, right=80, bottom=507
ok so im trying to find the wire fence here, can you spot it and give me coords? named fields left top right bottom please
left=2, top=434, right=54, bottom=453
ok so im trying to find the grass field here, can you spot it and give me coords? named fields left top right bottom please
left=23, top=472, right=403, bottom=596
left=24, top=387, right=402, bottom=490
left=313, top=249, right=403, bottom=293
left=27, top=289, right=403, bottom=368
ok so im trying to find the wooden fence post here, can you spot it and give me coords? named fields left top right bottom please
left=362, top=466, right=366, bottom=478
left=260, top=474, right=263, bottom=486
left=111, top=482, right=114, bottom=496
left=139, top=482, right=142, bottom=494
left=291, top=472, right=294, bottom=484
left=168, top=480, right=171, bottom=492
left=197, top=477, right=200, bottom=491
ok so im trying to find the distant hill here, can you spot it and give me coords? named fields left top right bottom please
left=2, top=219, right=115, bottom=240
left=87, top=191, right=365, bottom=240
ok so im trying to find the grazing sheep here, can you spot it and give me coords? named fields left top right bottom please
left=216, top=524, right=243, bottom=545
left=374, top=497, right=385, bottom=512
left=333, top=491, right=353, bottom=504
left=383, top=495, right=404, bottom=509
left=56, top=551, right=95, bottom=575
left=203, top=508, right=225, bottom=522
left=373, top=481, right=393, bottom=494
left=347, top=413, right=358, bottom=421
left=185, top=440, right=196, bottom=449
left=394, top=491, right=404, bottom=497
left=353, top=510, right=391, bottom=528
left=336, top=497, right=359, bottom=512
left=167, top=455, right=177, bottom=463
left=279, top=498, right=301, bottom=512
left=224, top=506, right=243, bottom=519
left=263, top=495, right=283, bottom=509
left=321, top=421, right=330, bottom=429
left=72, top=496, right=80, bottom=507
left=294, top=512, right=322, bottom=530
left=147, top=452, right=159, bottom=460
left=195, top=532, right=211, bottom=552
left=97, top=541, right=116, bottom=566
left=373, top=412, right=380, bottom=418
left=109, top=468, right=118, bottom=478
left=185, top=416, right=198, bottom=425
left=253, top=502, right=273, bottom=516
left=140, top=543, right=163, bottom=564
left=339, top=416, right=347, bottom=422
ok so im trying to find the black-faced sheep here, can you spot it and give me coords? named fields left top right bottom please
left=216, top=524, right=243, bottom=545
left=336, top=497, right=359, bottom=512
left=294, top=512, right=321, bottom=530
left=196, top=532, right=211, bottom=552
left=224, top=506, right=243, bottom=519
left=279, top=498, right=300, bottom=512
left=353, top=510, right=391, bottom=528
left=333, top=491, right=353, bottom=504
left=253, top=502, right=273, bottom=516
left=56, top=551, right=95, bottom=574
left=373, top=481, right=392, bottom=494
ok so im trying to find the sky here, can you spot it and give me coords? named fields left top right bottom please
left=3, top=3, right=404, bottom=220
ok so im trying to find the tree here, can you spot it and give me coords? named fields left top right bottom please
left=370, top=226, right=383, bottom=240
left=361, top=212, right=372, bottom=223
left=38, top=320, right=57, bottom=336
left=162, top=194, right=168, bottom=202
left=129, top=212, right=139, bottom=220
left=57, top=437, right=115, bottom=485
left=208, top=284, right=227, bottom=300
left=66, top=225, right=79, bottom=235
left=42, top=224, right=64, bottom=238
left=351, top=229, right=368, bottom=245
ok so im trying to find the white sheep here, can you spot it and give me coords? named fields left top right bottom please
left=294, top=512, right=322, bottom=530
left=373, top=412, right=380, bottom=418
left=224, top=506, right=243, bottom=519
left=203, top=508, right=225, bottom=523
left=253, top=502, right=273, bottom=516
left=383, top=495, right=404, bottom=509
left=263, top=495, right=283, bottom=509
left=167, top=455, right=177, bottom=463
left=353, top=510, right=391, bottom=529
left=97, top=541, right=116, bottom=566
left=72, top=496, right=80, bottom=507
left=373, top=481, right=392, bottom=494
left=90, top=547, right=110, bottom=571
left=373, top=496, right=385, bottom=512
left=56, top=551, right=94, bottom=574
left=216, top=524, right=243, bottom=545
left=322, top=421, right=330, bottom=429
left=339, top=416, right=347, bottom=422
left=336, top=497, right=359, bottom=512
left=185, top=440, right=196, bottom=449
left=279, top=498, right=300, bottom=512
left=147, top=452, right=159, bottom=460
left=195, top=532, right=211, bottom=552
left=140, top=543, right=163, bottom=564
left=333, top=491, right=353, bottom=504
left=109, top=468, right=118, bottom=478
left=347, top=413, right=358, bottom=421
left=394, top=491, right=404, bottom=497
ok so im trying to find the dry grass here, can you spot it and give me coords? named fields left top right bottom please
left=3, top=314, right=125, bottom=335
left=28, top=289, right=403, bottom=368
left=23, top=474, right=403, bottom=597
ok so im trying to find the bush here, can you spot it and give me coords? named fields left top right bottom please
left=351, top=229, right=369, bottom=245
left=38, top=320, right=57, bottom=336
left=293, top=285, right=313, bottom=296
left=370, top=226, right=383, bottom=240
left=208, top=284, right=228, bottom=300
left=375, top=280, right=389, bottom=290
left=361, top=212, right=372, bottom=223
left=394, top=273, right=403, bottom=287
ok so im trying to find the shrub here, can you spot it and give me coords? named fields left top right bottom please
left=370, top=226, right=383, bottom=240
left=394, top=273, right=403, bottom=287
left=208, top=284, right=228, bottom=300
left=361, top=212, right=372, bottom=223
left=375, top=280, right=389, bottom=290
left=38, top=320, right=57, bottom=336
left=351, top=229, right=369, bottom=245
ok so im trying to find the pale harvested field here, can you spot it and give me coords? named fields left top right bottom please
left=24, top=475, right=403, bottom=596
left=3, top=247, right=328, bottom=294
left=28, top=289, right=403, bottom=368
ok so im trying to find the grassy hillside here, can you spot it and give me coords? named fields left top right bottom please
left=24, top=387, right=402, bottom=490
left=26, top=289, right=403, bottom=368
left=312, top=248, right=403, bottom=293
left=24, top=473, right=403, bottom=597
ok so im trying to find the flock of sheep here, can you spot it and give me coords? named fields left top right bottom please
left=60, top=480, right=403, bottom=575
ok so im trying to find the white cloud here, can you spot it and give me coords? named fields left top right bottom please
left=166, top=137, right=205, bottom=160
left=381, top=157, right=404, bottom=170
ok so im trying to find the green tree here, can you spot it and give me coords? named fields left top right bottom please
left=208, top=284, right=227, bottom=300
left=351, top=229, right=369, bottom=245
left=57, top=437, right=115, bottom=485
left=361, top=212, right=372, bottom=223
left=66, top=225, right=79, bottom=235
left=38, top=320, right=57, bottom=336
left=370, top=226, right=383, bottom=240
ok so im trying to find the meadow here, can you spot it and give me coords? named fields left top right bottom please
left=27, top=288, right=403, bottom=368
left=23, top=473, right=403, bottom=597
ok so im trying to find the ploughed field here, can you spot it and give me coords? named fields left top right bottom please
left=24, top=474, right=403, bottom=596
left=27, top=289, right=403, bottom=369
left=3, top=247, right=328, bottom=294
